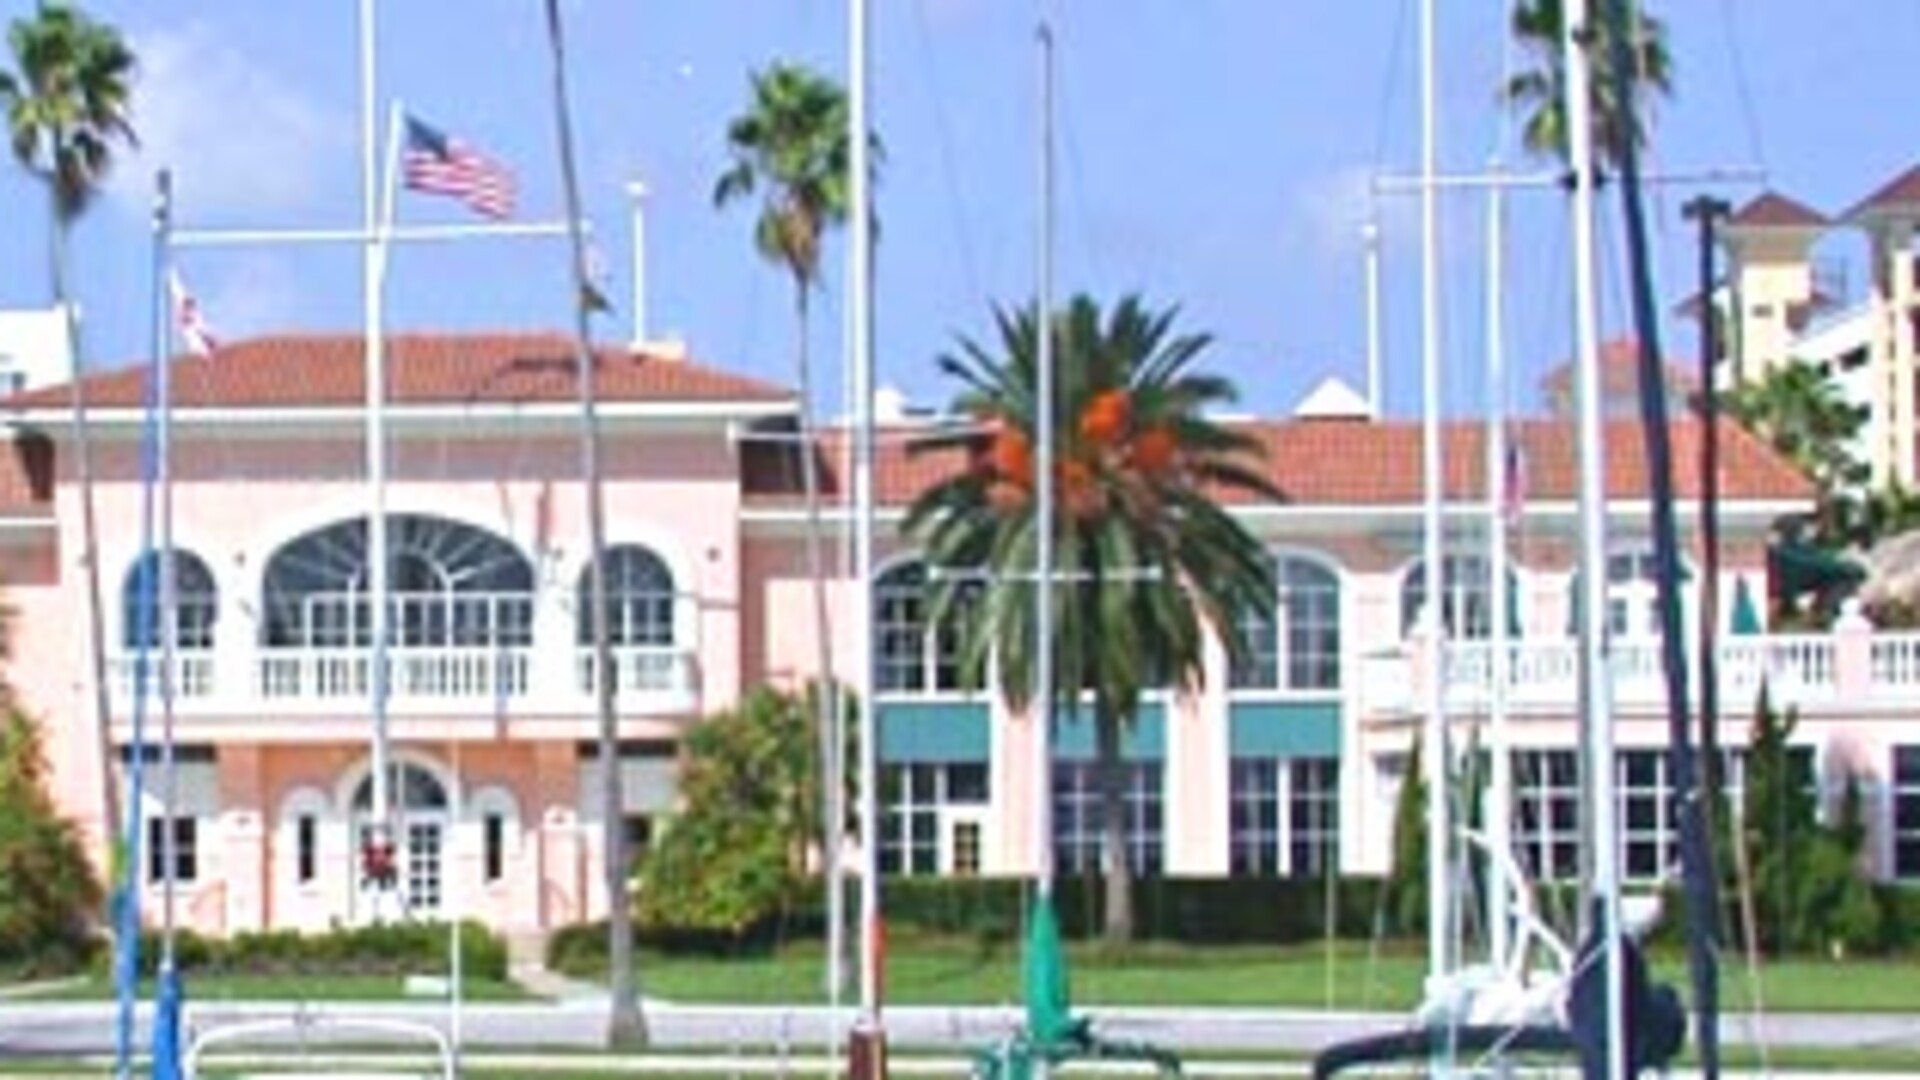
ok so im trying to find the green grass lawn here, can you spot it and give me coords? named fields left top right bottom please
left=33, top=971, right=530, bottom=1003
left=613, top=934, right=1920, bottom=1013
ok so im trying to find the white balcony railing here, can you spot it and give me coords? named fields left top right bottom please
left=109, top=652, right=216, bottom=700
left=106, top=641, right=700, bottom=719
left=255, top=646, right=533, bottom=701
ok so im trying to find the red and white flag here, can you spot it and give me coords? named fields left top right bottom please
left=168, top=270, right=218, bottom=356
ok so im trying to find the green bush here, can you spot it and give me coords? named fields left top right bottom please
left=0, top=709, right=104, bottom=978
left=102, top=920, right=507, bottom=981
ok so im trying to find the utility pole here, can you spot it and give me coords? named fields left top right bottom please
left=1683, top=192, right=1731, bottom=1080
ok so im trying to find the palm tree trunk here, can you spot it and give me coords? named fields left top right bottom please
left=790, top=282, right=847, bottom=991
left=50, top=203, right=118, bottom=885
left=540, top=0, right=646, bottom=1048
left=1095, top=708, right=1134, bottom=943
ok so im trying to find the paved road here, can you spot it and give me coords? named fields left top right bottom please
left=3, top=999, right=1919, bottom=1061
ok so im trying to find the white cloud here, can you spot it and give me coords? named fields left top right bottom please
left=104, top=22, right=351, bottom=219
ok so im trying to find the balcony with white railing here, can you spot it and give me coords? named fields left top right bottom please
left=106, top=640, right=701, bottom=722
left=1361, top=609, right=1920, bottom=719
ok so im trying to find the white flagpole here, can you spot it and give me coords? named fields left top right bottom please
left=1417, top=0, right=1452, bottom=993
left=849, top=0, right=881, bottom=1053
left=1483, top=155, right=1513, bottom=971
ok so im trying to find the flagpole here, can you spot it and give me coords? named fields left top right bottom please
left=1482, top=155, right=1513, bottom=972
left=848, top=0, right=883, bottom=1070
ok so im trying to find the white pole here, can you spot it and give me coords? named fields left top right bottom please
left=155, top=169, right=180, bottom=980
left=1563, top=2, right=1626, bottom=1078
left=1033, top=20, right=1058, bottom=907
left=357, top=0, right=392, bottom=920
left=624, top=181, right=649, bottom=348
left=1417, top=0, right=1451, bottom=991
left=849, top=0, right=880, bottom=1045
left=1483, top=157, right=1513, bottom=971
left=449, top=739, right=464, bottom=1068
left=1363, top=218, right=1383, bottom=418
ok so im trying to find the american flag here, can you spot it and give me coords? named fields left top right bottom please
left=168, top=270, right=217, bottom=356
left=402, top=114, right=516, bottom=220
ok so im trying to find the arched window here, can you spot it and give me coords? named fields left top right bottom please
left=1231, top=554, right=1341, bottom=690
left=351, top=762, right=449, bottom=813
left=1401, top=555, right=1520, bottom=640
left=874, top=560, right=981, bottom=693
left=576, top=545, right=675, bottom=646
left=122, top=549, right=218, bottom=650
left=260, top=515, right=534, bottom=648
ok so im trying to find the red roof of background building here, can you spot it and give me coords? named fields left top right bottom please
left=1842, top=164, right=1920, bottom=222
left=3, top=332, right=791, bottom=411
left=1727, top=191, right=1829, bottom=230
left=748, top=412, right=1815, bottom=509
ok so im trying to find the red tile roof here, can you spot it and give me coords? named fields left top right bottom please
left=747, top=413, right=1815, bottom=509
left=1843, top=165, right=1920, bottom=222
left=1538, top=337, right=1697, bottom=396
left=4, top=333, right=792, bottom=411
left=1727, top=192, right=1828, bottom=230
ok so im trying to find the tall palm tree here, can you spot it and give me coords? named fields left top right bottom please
left=1502, top=0, right=1672, bottom=171
left=905, top=294, right=1278, bottom=942
left=713, top=62, right=879, bottom=986
left=1, top=0, right=136, bottom=877
left=541, top=0, right=646, bottom=1047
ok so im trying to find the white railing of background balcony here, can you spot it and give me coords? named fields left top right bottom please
left=108, top=652, right=216, bottom=700
left=1869, top=633, right=1920, bottom=689
left=255, top=646, right=531, bottom=700
left=575, top=646, right=697, bottom=698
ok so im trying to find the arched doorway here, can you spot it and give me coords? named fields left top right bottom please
left=350, top=761, right=450, bottom=919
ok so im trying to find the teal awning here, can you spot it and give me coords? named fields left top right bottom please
left=1730, top=575, right=1762, bottom=635
left=1768, top=541, right=1864, bottom=599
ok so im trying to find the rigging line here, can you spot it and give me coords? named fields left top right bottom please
left=1712, top=0, right=1769, bottom=173
left=1369, top=0, right=1414, bottom=175
left=1050, top=33, right=1108, bottom=290
left=908, top=0, right=987, bottom=315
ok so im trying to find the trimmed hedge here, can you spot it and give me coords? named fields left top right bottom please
left=102, top=920, right=508, bottom=982
left=551, top=875, right=1396, bottom=971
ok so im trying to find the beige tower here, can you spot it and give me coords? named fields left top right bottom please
left=1719, top=192, right=1830, bottom=382
left=1842, top=166, right=1920, bottom=487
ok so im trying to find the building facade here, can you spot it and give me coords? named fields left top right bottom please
left=2, top=330, right=1914, bottom=942
left=1714, top=166, right=1920, bottom=486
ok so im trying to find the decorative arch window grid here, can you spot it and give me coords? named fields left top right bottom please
left=574, top=545, right=676, bottom=647
left=1400, top=554, right=1516, bottom=641
left=875, top=561, right=983, bottom=694
left=260, top=514, right=535, bottom=650
left=122, top=549, right=218, bottom=650
left=1231, top=554, right=1341, bottom=691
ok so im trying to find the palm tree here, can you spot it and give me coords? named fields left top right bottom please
left=1, top=1, right=136, bottom=878
left=905, top=294, right=1278, bottom=942
left=713, top=62, right=879, bottom=986
left=1502, top=0, right=1672, bottom=171
left=1721, top=358, right=1870, bottom=548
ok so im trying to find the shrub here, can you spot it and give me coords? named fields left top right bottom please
left=0, top=708, right=103, bottom=977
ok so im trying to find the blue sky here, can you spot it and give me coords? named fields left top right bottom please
left=0, top=1, right=1915, bottom=422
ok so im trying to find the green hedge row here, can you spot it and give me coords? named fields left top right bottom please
left=103, top=921, right=508, bottom=982
left=550, top=875, right=1398, bottom=970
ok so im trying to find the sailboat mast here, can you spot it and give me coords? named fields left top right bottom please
left=1033, top=20, right=1058, bottom=907
left=1563, top=1, right=1627, bottom=1076
left=849, top=0, right=883, bottom=1035
left=1483, top=156, right=1513, bottom=971
left=1416, top=0, right=1451, bottom=986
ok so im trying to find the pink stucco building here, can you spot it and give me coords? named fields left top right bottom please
left=1, top=330, right=1912, bottom=944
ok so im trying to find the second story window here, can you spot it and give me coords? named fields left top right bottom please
left=123, top=549, right=218, bottom=650
left=1401, top=554, right=1499, bottom=640
left=577, top=545, right=675, bottom=647
left=1231, top=553, right=1341, bottom=691
left=875, top=560, right=980, bottom=694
